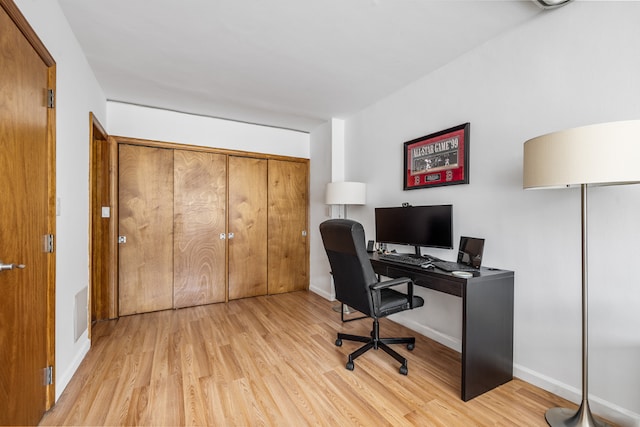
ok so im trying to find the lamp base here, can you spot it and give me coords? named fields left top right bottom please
left=545, top=402, right=610, bottom=427
left=332, top=303, right=352, bottom=314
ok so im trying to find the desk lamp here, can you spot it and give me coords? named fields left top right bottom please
left=325, top=181, right=366, bottom=313
left=523, top=120, right=640, bottom=427
left=325, top=181, right=366, bottom=219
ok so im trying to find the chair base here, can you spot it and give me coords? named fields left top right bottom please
left=335, top=318, right=415, bottom=375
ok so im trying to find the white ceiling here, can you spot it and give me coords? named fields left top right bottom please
left=57, top=0, right=544, bottom=132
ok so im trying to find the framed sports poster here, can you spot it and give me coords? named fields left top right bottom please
left=403, top=122, right=470, bottom=190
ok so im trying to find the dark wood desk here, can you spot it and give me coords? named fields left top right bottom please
left=370, top=253, right=514, bottom=401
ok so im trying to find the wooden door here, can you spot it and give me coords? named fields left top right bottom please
left=228, top=156, right=268, bottom=299
left=173, top=150, right=227, bottom=307
left=267, top=160, right=309, bottom=294
left=0, top=2, right=56, bottom=424
left=118, top=144, right=174, bottom=315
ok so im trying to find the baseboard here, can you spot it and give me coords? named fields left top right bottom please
left=309, top=283, right=334, bottom=301
left=55, top=337, right=91, bottom=401
left=514, top=365, right=640, bottom=427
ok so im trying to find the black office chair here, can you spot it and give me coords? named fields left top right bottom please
left=319, top=219, right=424, bottom=375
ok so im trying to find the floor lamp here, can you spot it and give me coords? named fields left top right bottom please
left=523, top=120, right=640, bottom=427
left=325, top=181, right=367, bottom=314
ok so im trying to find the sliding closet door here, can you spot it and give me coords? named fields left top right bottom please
left=267, top=159, right=309, bottom=294
left=118, top=144, right=174, bottom=315
left=173, top=150, right=227, bottom=308
left=227, top=156, right=268, bottom=300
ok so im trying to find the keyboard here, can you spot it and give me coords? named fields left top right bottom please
left=432, top=261, right=478, bottom=272
left=378, top=253, right=436, bottom=267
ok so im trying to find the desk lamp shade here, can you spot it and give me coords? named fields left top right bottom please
left=325, top=181, right=366, bottom=206
left=523, top=119, right=640, bottom=427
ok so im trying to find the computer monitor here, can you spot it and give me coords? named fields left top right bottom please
left=375, top=205, right=453, bottom=253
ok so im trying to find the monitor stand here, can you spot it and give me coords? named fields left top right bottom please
left=404, top=246, right=422, bottom=259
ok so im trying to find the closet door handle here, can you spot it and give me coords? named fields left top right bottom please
left=0, top=261, right=26, bottom=271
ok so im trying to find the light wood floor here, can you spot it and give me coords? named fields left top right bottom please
left=41, top=290, right=582, bottom=426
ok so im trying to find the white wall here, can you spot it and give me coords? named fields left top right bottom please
left=107, top=102, right=309, bottom=158
left=14, top=0, right=107, bottom=400
left=311, top=2, right=640, bottom=425
left=309, top=120, right=334, bottom=299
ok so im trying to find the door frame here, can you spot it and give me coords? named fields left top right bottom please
left=0, top=0, right=57, bottom=409
left=89, top=113, right=118, bottom=325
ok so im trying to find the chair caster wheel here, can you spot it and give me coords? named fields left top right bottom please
left=407, top=343, right=415, bottom=351
left=399, top=365, right=408, bottom=375
left=346, top=361, right=354, bottom=371
left=335, top=339, right=342, bottom=347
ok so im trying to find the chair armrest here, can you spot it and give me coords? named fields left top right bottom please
left=369, top=277, right=413, bottom=311
left=369, top=277, right=412, bottom=290
left=370, top=277, right=417, bottom=310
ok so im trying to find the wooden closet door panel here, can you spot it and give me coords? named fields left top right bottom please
left=267, top=160, right=309, bottom=294
left=118, top=144, right=174, bottom=315
left=228, top=156, right=268, bottom=300
left=173, top=150, right=227, bottom=308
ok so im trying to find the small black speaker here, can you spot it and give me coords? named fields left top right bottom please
left=366, top=240, right=375, bottom=252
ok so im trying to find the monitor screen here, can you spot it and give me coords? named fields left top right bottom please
left=457, top=236, right=485, bottom=268
left=375, top=205, right=453, bottom=250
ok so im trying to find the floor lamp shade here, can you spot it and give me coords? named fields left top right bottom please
left=523, top=120, right=640, bottom=427
left=325, top=182, right=366, bottom=206
left=524, top=120, right=640, bottom=188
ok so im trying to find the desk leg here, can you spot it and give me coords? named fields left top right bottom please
left=461, top=275, right=514, bottom=401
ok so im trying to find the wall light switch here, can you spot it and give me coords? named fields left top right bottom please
left=101, top=206, right=110, bottom=218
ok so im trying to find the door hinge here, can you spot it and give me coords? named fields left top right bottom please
left=44, top=366, right=53, bottom=386
left=44, top=234, right=54, bottom=253
left=47, top=89, right=55, bottom=109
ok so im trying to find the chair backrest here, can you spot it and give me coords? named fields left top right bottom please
left=319, top=219, right=378, bottom=316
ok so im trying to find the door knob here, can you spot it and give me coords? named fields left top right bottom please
left=0, top=261, right=26, bottom=271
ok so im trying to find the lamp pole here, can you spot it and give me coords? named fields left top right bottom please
left=545, top=184, right=607, bottom=427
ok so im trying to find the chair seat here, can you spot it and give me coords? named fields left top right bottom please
left=377, top=288, right=424, bottom=317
